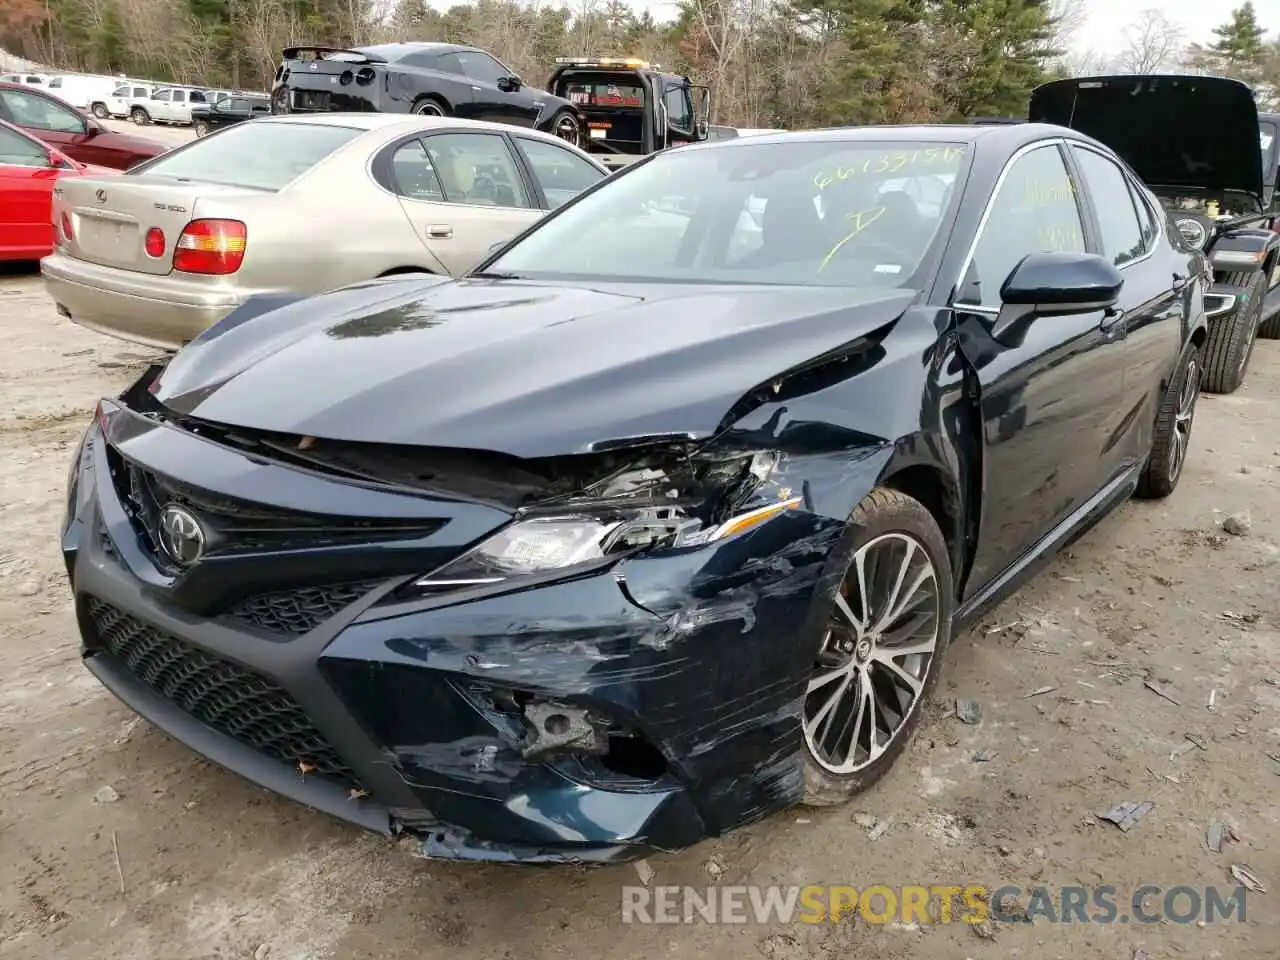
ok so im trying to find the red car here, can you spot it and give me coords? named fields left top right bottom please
left=0, top=119, right=115, bottom=261
left=0, top=82, right=164, bottom=170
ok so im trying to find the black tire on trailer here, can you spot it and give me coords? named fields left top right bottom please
left=801, top=487, right=954, bottom=806
left=1202, top=271, right=1263, bottom=394
left=1135, top=344, right=1201, bottom=500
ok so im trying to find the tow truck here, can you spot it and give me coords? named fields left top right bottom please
left=546, top=57, right=711, bottom=171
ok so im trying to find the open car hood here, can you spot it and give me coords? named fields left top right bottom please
left=1029, top=75, right=1266, bottom=205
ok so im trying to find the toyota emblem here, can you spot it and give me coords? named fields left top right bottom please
left=94, top=188, right=107, bottom=203
left=157, top=504, right=205, bottom=566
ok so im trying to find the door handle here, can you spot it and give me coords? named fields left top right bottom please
left=471, top=85, right=481, bottom=92
left=1172, top=272, right=1189, bottom=292
left=426, top=224, right=453, bottom=239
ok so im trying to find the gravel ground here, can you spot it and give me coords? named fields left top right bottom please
left=1, top=257, right=1278, bottom=960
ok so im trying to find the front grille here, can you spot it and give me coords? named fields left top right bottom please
left=104, top=446, right=442, bottom=566
left=224, top=581, right=382, bottom=636
left=85, top=597, right=358, bottom=788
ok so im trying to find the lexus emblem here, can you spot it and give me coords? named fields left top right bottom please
left=309, top=62, right=319, bottom=71
left=94, top=188, right=107, bottom=203
left=157, top=504, right=205, bottom=566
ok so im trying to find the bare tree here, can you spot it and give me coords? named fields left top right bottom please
left=1117, top=8, right=1185, bottom=73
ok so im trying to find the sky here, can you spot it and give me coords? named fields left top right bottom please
left=1069, top=0, right=1280, bottom=61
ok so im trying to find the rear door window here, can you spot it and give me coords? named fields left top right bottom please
left=132, top=87, right=147, bottom=98
left=131, top=121, right=363, bottom=190
left=389, top=139, right=444, bottom=201
left=172, top=90, right=187, bottom=104
left=421, top=132, right=529, bottom=208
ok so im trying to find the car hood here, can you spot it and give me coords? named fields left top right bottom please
left=152, top=277, right=918, bottom=458
left=97, top=128, right=166, bottom=155
left=1029, top=75, right=1265, bottom=203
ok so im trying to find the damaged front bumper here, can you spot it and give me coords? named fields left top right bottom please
left=63, top=400, right=881, bottom=863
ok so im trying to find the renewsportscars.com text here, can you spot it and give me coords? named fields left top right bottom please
left=620, top=884, right=1249, bottom=925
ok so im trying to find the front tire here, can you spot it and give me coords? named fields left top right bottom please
left=801, top=488, right=953, bottom=806
left=130, top=107, right=149, bottom=125
left=412, top=97, right=449, bottom=117
left=1135, top=344, right=1200, bottom=499
left=1202, top=271, right=1263, bottom=393
left=91, top=102, right=108, bottom=119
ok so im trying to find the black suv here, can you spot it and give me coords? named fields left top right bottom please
left=270, top=43, right=585, bottom=145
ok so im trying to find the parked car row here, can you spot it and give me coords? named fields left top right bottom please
left=0, top=80, right=165, bottom=168
left=58, top=77, right=1232, bottom=866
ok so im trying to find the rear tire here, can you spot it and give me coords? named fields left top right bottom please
left=194, top=120, right=209, bottom=137
left=801, top=488, right=953, bottom=807
left=412, top=97, right=449, bottom=117
left=1202, top=271, right=1263, bottom=394
left=130, top=107, right=149, bottom=125
left=91, top=102, right=108, bottom=119
left=1135, top=344, right=1200, bottom=500
left=548, top=109, right=582, bottom=147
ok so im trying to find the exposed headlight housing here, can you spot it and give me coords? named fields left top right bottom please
left=414, top=451, right=800, bottom=589
left=1176, top=218, right=1208, bottom=249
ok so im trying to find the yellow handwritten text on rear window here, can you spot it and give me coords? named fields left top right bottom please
left=814, top=147, right=965, bottom=191
left=1022, top=177, right=1075, bottom=207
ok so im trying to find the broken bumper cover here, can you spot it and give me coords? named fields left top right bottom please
left=62, top=409, right=865, bottom=863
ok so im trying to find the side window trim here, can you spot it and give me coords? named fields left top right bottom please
left=1068, top=142, right=1153, bottom=270
left=952, top=138, right=1083, bottom=313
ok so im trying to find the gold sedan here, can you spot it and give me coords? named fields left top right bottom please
left=42, top=113, right=609, bottom=349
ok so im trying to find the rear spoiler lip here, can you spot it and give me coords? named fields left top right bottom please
left=281, top=46, right=386, bottom=64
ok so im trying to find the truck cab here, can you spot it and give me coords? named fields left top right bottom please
left=546, top=57, right=710, bottom=170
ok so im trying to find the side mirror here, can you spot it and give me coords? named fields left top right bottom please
left=692, top=86, right=711, bottom=140
left=498, top=75, right=521, bottom=92
left=83, top=121, right=102, bottom=138
left=991, top=252, right=1122, bottom=347
left=47, top=150, right=73, bottom=169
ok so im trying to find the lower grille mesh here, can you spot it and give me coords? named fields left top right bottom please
left=224, top=581, right=381, bottom=636
left=85, top=597, right=358, bottom=788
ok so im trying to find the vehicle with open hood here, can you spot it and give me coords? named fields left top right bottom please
left=1031, top=74, right=1276, bottom=392
left=64, top=122, right=1207, bottom=864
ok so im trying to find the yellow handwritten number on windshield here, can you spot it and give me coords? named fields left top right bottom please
left=814, top=147, right=964, bottom=190
left=819, top=208, right=887, bottom=272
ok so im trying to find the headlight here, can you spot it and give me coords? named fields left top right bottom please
left=414, top=451, right=801, bottom=589
left=1176, top=218, right=1207, bottom=249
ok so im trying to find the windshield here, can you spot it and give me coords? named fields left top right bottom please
left=127, top=121, right=362, bottom=190
left=490, top=140, right=968, bottom=288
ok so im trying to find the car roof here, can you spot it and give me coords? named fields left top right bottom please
left=681, top=122, right=1101, bottom=156
left=244, top=113, right=610, bottom=165
left=355, top=42, right=470, bottom=61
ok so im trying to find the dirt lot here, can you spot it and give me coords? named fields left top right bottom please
left=1, top=258, right=1278, bottom=960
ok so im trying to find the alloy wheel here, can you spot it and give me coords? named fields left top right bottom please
left=803, top=532, right=941, bottom=774
left=415, top=100, right=444, bottom=116
left=554, top=114, right=581, bottom=145
left=1169, top=357, right=1199, bottom=483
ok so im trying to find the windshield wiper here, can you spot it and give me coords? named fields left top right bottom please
left=469, top=271, right=524, bottom=280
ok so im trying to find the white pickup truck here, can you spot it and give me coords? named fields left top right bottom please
left=103, top=81, right=153, bottom=118
left=127, top=86, right=215, bottom=126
